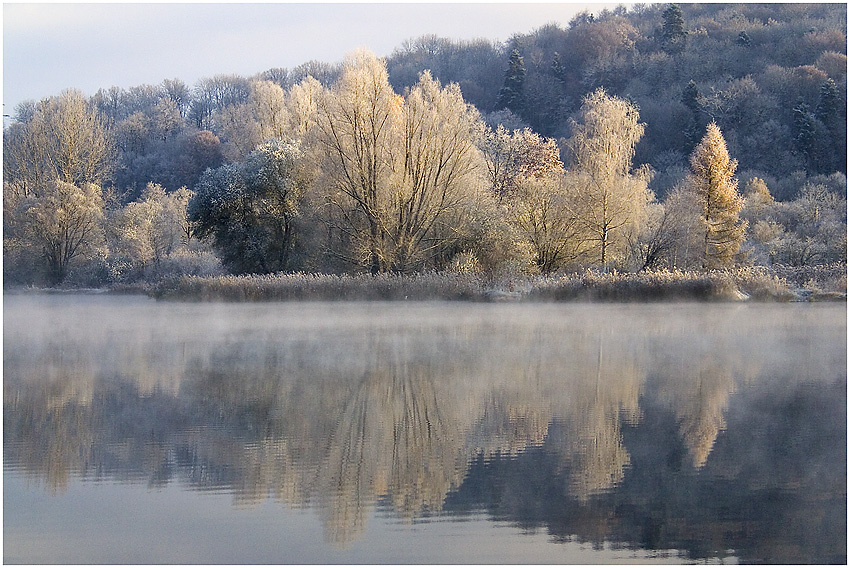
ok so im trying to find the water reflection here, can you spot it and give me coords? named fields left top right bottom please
left=4, top=296, right=846, bottom=563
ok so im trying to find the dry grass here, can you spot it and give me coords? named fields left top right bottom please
left=526, top=269, right=746, bottom=302
left=151, top=265, right=849, bottom=303
left=152, top=271, right=487, bottom=302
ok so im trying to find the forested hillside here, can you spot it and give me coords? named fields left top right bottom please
left=388, top=3, right=847, bottom=198
left=3, top=3, right=846, bottom=288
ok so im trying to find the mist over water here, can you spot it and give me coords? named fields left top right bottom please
left=3, top=294, right=846, bottom=563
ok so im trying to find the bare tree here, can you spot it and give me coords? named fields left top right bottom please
left=392, top=71, right=484, bottom=271
left=509, top=174, right=585, bottom=272
left=313, top=50, right=398, bottom=273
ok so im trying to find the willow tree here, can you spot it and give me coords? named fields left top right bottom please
left=312, top=50, right=398, bottom=273
left=313, top=50, right=485, bottom=273
left=566, top=89, right=652, bottom=266
left=687, top=122, right=746, bottom=268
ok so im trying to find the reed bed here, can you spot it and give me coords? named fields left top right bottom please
left=153, top=271, right=487, bottom=302
left=526, top=269, right=746, bottom=302
left=152, top=265, right=846, bottom=303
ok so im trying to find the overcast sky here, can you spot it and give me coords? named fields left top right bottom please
left=3, top=2, right=616, bottom=116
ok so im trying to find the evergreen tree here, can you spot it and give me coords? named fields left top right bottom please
left=793, top=101, right=829, bottom=173
left=496, top=49, right=526, bottom=115
left=551, top=52, right=566, bottom=86
left=736, top=31, right=751, bottom=47
left=687, top=123, right=746, bottom=269
left=816, top=78, right=847, bottom=174
left=793, top=102, right=816, bottom=155
left=681, top=80, right=704, bottom=149
left=681, top=80, right=700, bottom=113
left=661, top=4, right=687, bottom=53
left=816, top=77, right=840, bottom=124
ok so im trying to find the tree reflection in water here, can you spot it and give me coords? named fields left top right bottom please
left=3, top=298, right=846, bottom=563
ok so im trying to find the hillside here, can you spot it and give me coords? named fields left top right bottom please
left=387, top=3, right=847, bottom=199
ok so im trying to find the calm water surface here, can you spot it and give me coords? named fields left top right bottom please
left=3, top=294, right=846, bottom=564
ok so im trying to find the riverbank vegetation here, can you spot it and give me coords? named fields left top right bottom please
left=4, top=4, right=845, bottom=300
left=148, top=264, right=844, bottom=303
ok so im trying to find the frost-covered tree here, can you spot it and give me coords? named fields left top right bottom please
left=21, top=180, right=106, bottom=284
left=285, top=76, right=323, bottom=138
left=566, top=89, right=652, bottom=266
left=252, top=80, right=288, bottom=142
left=108, top=183, right=194, bottom=274
left=509, top=174, right=583, bottom=272
left=775, top=184, right=847, bottom=266
left=478, top=126, right=564, bottom=200
left=3, top=89, right=116, bottom=198
left=313, top=51, right=485, bottom=273
left=312, top=50, right=399, bottom=273
left=189, top=140, right=306, bottom=274
left=686, top=122, right=747, bottom=269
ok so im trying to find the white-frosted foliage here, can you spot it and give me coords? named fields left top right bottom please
left=312, top=50, right=487, bottom=273
left=566, top=88, right=652, bottom=266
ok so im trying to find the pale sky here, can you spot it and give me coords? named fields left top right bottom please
left=3, top=2, right=616, bottom=116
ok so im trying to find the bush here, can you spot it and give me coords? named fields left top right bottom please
left=145, top=249, right=225, bottom=281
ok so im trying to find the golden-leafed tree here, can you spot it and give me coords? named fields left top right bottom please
left=687, top=122, right=747, bottom=269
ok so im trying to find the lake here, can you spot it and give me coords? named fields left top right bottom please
left=3, top=294, right=846, bottom=564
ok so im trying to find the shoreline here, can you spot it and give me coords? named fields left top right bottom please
left=5, top=266, right=845, bottom=304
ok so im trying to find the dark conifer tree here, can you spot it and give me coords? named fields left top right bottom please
left=496, top=49, right=526, bottom=115
left=661, top=4, right=687, bottom=53
left=551, top=52, right=566, bottom=86
left=793, top=101, right=822, bottom=173
left=815, top=78, right=845, bottom=173
left=816, top=78, right=841, bottom=124
left=682, top=80, right=703, bottom=150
